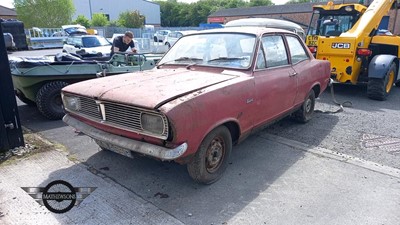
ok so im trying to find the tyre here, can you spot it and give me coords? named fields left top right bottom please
left=165, top=42, right=171, bottom=48
left=293, top=90, right=315, bottom=123
left=187, top=126, right=232, bottom=184
left=36, top=81, right=69, bottom=120
left=367, top=62, right=396, bottom=101
left=154, top=36, right=158, bottom=42
left=15, top=91, right=36, bottom=106
left=395, top=80, right=400, bottom=87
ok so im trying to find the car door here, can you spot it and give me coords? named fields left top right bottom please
left=253, top=34, right=298, bottom=126
left=285, top=34, right=313, bottom=106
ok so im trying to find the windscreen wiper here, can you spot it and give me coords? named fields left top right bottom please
left=157, top=57, right=203, bottom=69
left=207, top=57, right=247, bottom=62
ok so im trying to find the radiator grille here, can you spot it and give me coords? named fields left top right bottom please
left=64, top=94, right=169, bottom=139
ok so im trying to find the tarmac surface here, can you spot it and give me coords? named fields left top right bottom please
left=1, top=49, right=400, bottom=224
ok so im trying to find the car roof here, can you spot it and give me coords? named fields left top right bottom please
left=192, top=27, right=295, bottom=36
left=225, top=18, right=303, bottom=31
left=68, top=35, right=103, bottom=38
left=172, top=30, right=198, bottom=34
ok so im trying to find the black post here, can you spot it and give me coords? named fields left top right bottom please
left=0, top=24, right=24, bottom=152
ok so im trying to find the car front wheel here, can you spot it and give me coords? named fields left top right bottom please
left=187, top=126, right=232, bottom=184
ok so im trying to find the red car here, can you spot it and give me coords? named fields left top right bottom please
left=62, top=27, right=330, bottom=184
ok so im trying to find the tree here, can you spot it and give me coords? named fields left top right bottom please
left=249, top=0, right=274, bottom=7
left=73, top=15, right=91, bottom=28
left=14, top=0, right=75, bottom=28
left=91, top=13, right=109, bottom=27
left=156, top=0, right=277, bottom=27
left=108, top=20, right=119, bottom=27
left=117, top=10, right=145, bottom=28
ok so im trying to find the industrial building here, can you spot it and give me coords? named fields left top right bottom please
left=72, top=0, right=161, bottom=26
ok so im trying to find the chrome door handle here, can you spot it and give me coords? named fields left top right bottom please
left=289, top=72, right=298, bottom=77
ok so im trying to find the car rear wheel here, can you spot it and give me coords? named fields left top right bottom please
left=187, top=126, right=232, bottom=184
left=293, top=90, right=315, bottom=123
left=36, top=81, right=69, bottom=120
left=165, top=42, right=171, bottom=48
left=154, top=37, right=158, bottom=42
left=367, top=62, right=396, bottom=101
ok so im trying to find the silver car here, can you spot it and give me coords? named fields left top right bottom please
left=164, top=30, right=197, bottom=48
left=153, top=30, right=171, bottom=42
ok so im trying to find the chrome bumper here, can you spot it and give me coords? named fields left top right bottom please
left=63, top=114, right=188, bottom=160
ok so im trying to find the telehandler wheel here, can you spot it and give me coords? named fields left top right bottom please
left=36, top=81, right=69, bottom=120
left=292, top=90, right=315, bottom=123
left=187, top=126, right=232, bottom=184
left=367, top=62, right=396, bottom=101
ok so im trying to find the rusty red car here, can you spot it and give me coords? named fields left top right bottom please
left=62, top=27, right=331, bottom=184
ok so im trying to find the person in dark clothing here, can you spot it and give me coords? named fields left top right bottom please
left=111, top=31, right=137, bottom=56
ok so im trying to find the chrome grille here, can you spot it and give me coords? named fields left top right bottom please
left=79, top=96, right=101, bottom=120
left=64, top=94, right=169, bottom=140
left=104, top=103, right=143, bottom=131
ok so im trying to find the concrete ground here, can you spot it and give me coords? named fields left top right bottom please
left=1, top=131, right=399, bottom=225
left=2, top=49, right=400, bottom=224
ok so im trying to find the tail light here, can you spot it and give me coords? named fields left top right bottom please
left=308, top=46, right=317, bottom=53
left=357, top=48, right=372, bottom=56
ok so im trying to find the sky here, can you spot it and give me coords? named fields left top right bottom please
left=0, top=0, right=289, bottom=9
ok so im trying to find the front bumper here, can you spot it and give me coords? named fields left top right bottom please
left=63, top=114, right=188, bottom=161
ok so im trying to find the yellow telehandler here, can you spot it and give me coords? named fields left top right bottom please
left=306, top=0, right=400, bottom=100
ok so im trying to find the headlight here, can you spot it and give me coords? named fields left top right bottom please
left=141, top=113, right=165, bottom=135
left=62, top=94, right=81, bottom=111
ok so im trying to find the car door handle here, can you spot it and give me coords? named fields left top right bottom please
left=289, top=72, right=298, bottom=77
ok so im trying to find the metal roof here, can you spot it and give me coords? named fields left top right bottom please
left=0, top=5, right=16, bottom=16
left=209, top=0, right=361, bottom=18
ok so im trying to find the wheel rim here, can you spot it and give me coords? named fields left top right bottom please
left=305, top=98, right=312, bottom=113
left=205, top=136, right=225, bottom=173
left=386, top=70, right=395, bottom=93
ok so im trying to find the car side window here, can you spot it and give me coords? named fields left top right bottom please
left=66, top=37, right=73, bottom=45
left=256, top=44, right=266, bottom=69
left=286, top=36, right=309, bottom=64
left=262, top=35, right=289, bottom=67
left=72, top=37, right=81, bottom=47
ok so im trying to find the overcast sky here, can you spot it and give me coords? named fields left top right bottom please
left=0, top=0, right=289, bottom=9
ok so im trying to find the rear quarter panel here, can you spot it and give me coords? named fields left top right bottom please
left=295, top=59, right=330, bottom=105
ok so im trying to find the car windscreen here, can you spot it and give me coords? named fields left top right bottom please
left=82, top=36, right=111, bottom=47
left=158, top=33, right=256, bottom=69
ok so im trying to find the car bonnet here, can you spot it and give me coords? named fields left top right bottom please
left=62, top=68, right=239, bottom=109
